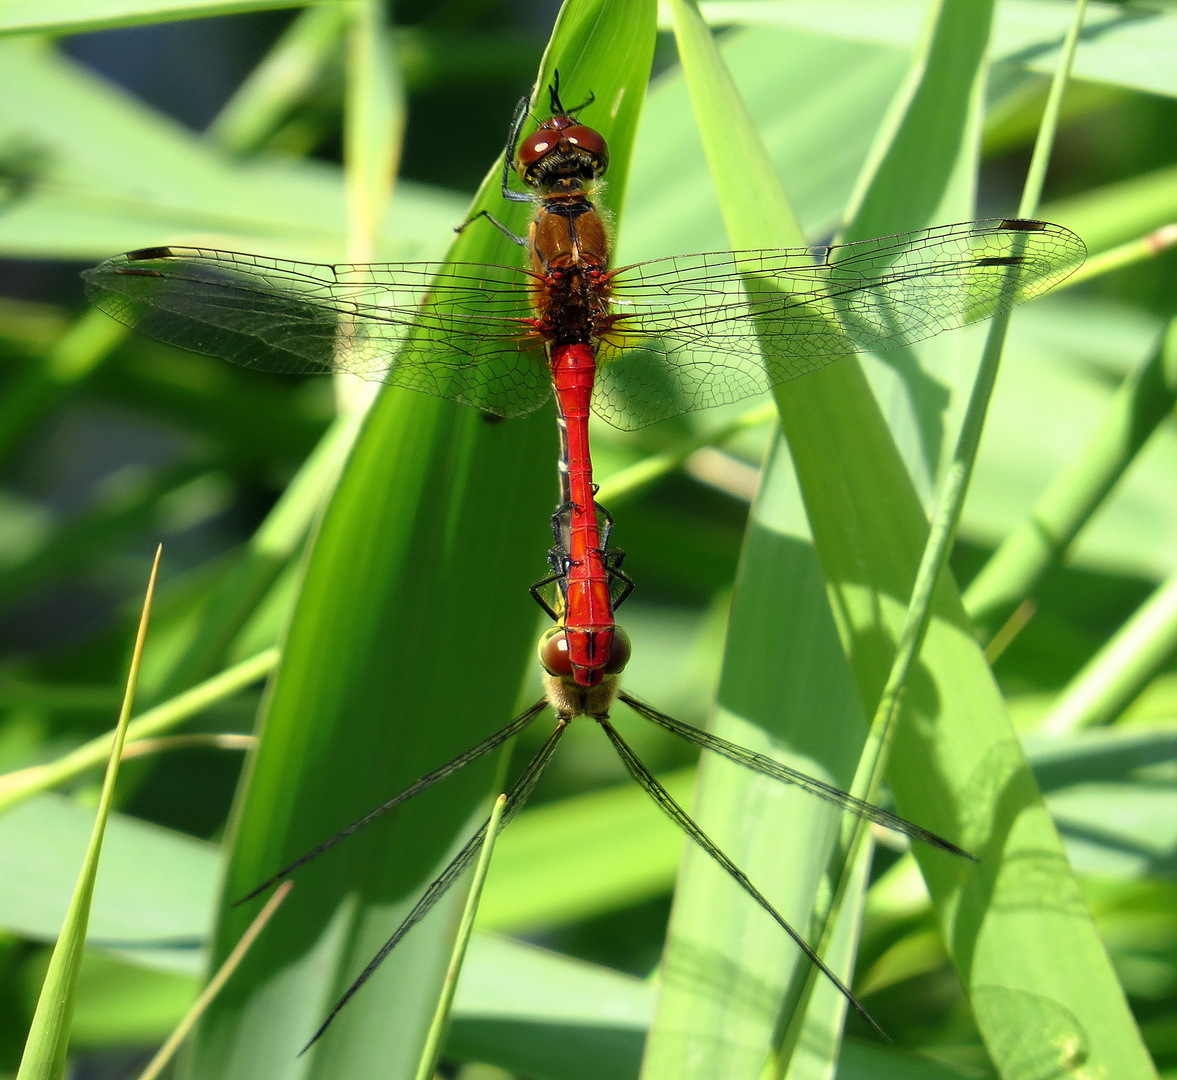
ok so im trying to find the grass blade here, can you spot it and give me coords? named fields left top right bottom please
left=412, top=794, right=508, bottom=1080
left=1041, top=568, right=1177, bottom=736
left=965, top=315, right=1177, bottom=635
left=136, top=881, right=293, bottom=1080
left=0, top=647, right=278, bottom=814
left=16, top=547, right=162, bottom=1080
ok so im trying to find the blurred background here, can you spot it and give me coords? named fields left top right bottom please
left=1, top=1, right=1176, bottom=1078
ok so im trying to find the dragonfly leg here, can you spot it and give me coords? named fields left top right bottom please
left=595, top=496, right=614, bottom=549
left=596, top=717, right=885, bottom=1040
left=299, top=717, right=570, bottom=1053
left=616, top=691, right=975, bottom=861
left=235, top=698, right=548, bottom=906
left=529, top=570, right=562, bottom=621
left=548, top=69, right=594, bottom=117
left=456, top=89, right=533, bottom=239
left=455, top=209, right=529, bottom=246
left=590, top=501, right=634, bottom=609
left=605, top=558, right=635, bottom=611
left=550, top=503, right=573, bottom=551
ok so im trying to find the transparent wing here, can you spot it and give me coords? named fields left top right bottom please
left=594, top=218, right=1085, bottom=429
left=82, top=246, right=554, bottom=418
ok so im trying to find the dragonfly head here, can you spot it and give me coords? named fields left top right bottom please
left=539, top=624, right=631, bottom=688
left=516, top=115, right=609, bottom=191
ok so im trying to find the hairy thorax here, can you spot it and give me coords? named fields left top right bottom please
left=529, top=192, right=614, bottom=347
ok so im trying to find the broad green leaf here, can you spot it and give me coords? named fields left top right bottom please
left=653, top=0, right=1156, bottom=1077
left=686, top=0, right=1177, bottom=100
left=0, top=38, right=460, bottom=261
left=0, top=0, right=310, bottom=37
left=0, top=793, right=217, bottom=975
left=179, top=5, right=658, bottom=1080
left=643, top=1, right=990, bottom=1077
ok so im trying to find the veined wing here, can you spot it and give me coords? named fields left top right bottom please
left=82, top=247, right=554, bottom=418
left=594, top=219, right=1085, bottom=429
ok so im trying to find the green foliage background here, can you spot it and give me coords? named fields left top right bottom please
left=0, top=2, right=1175, bottom=1079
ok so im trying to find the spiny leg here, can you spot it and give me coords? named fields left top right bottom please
left=236, top=698, right=548, bottom=905
left=597, top=717, right=886, bottom=1040
left=617, top=691, right=974, bottom=861
left=300, top=717, right=570, bottom=1053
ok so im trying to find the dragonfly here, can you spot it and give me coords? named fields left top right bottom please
left=82, top=74, right=1080, bottom=1045
left=83, top=75, right=1085, bottom=686
left=234, top=507, right=976, bottom=1051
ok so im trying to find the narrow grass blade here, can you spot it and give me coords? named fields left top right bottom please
left=343, top=0, right=403, bottom=265
left=158, top=410, right=362, bottom=696
left=0, top=647, right=278, bottom=814
left=1041, top=568, right=1177, bottom=736
left=1057, top=223, right=1177, bottom=292
left=120, top=733, right=257, bottom=760
left=16, top=547, right=162, bottom=1080
left=597, top=402, right=775, bottom=508
left=661, top=1, right=1156, bottom=1078
left=412, top=795, right=508, bottom=1080
left=0, top=1, right=303, bottom=36
left=965, top=316, right=1177, bottom=635
left=136, top=881, right=293, bottom=1080
left=207, top=5, right=349, bottom=155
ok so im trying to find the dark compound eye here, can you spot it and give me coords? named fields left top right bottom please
left=559, top=125, right=609, bottom=172
left=604, top=625, right=631, bottom=674
left=515, top=127, right=560, bottom=175
left=538, top=626, right=573, bottom=676
left=515, top=121, right=610, bottom=183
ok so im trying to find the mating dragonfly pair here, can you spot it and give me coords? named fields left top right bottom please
left=84, top=73, right=1084, bottom=1046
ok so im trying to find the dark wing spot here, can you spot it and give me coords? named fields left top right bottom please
left=998, top=219, right=1046, bottom=232
left=975, top=256, right=1024, bottom=266
left=126, top=246, right=175, bottom=260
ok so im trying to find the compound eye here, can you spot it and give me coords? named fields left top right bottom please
left=516, top=129, right=557, bottom=176
left=603, top=626, right=631, bottom=674
left=538, top=627, right=573, bottom=676
left=560, top=125, right=609, bottom=172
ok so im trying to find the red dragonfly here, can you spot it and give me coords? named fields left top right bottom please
left=83, top=76, right=1085, bottom=693
left=83, top=75, right=1079, bottom=1046
left=233, top=513, right=975, bottom=1050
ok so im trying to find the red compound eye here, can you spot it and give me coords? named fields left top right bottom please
left=538, top=627, right=573, bottom=677
left=516, top=128, right=559, bottom=174
left=603, top=626, right=631, bottom=675
left=558, top=124, right=609, bottom=171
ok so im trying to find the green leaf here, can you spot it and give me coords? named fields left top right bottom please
left=0, top=793, right=217, bottom=975
left=0, top=38, right=460, bottom=260
left=0, top=0, right=311, bottom=37
left=687, top=0, right=1177, bottom=100
left=178, top=5, right=658, bottom=1079
left=16, top=551, right=159, bottom=1080
left=647, top=0, right=1157, bottom=1077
